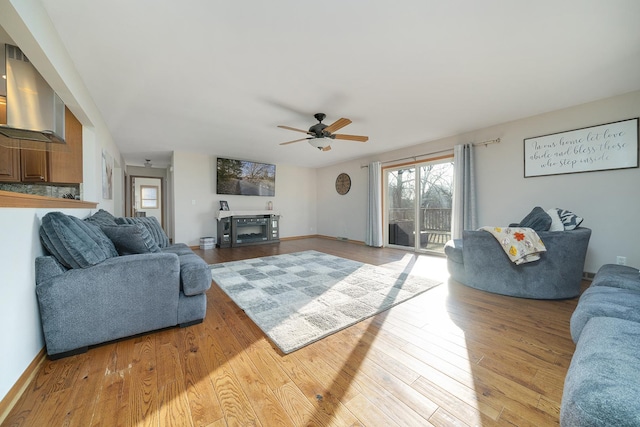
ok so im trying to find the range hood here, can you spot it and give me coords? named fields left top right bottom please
left=0, top=44, right=66, bottom=150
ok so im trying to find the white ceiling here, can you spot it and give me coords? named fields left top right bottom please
left=37, top=0, right=640, bottom=168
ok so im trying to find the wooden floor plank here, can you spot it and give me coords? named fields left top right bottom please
left=180, top=328, right=225, bottom=426
left=277, top=349, right=361, bottom=426
left=158, top=380, right=195, bottom=427
left=272, top=381, right=335, bottom=427
left=3, top=238, right=583, bottom=426
left=344, top=393, right=403, bottom=427
left=90, top=344, right=130, bottom=427
left=128, top=335, right=159, bottom=427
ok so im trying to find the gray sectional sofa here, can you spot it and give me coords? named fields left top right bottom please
left=561, top=264, right=640, bottom=426
left=36, top=210, right=211, bottom=359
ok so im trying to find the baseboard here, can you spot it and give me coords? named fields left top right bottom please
left=279, top=234, right=320, bottom=241
left=0, top=347, right=47, bottom=424
left=316, top=235, right=366, bottom=245
left=194, top=234, right=366, bottom=246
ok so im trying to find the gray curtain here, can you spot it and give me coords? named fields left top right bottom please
left=365, top=161, right=383, bottom=247
left=451, top=144, right=477, bottom=239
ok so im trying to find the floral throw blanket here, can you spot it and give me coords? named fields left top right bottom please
left=479, top=226, right=546, bottom=265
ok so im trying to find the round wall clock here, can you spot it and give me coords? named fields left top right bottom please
left=335, top=173, right=351, bottom=195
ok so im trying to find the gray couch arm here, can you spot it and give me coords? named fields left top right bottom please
left=460, top=227, right=591, bottom=299
left=36, top=252, right=181, bottom=356
left=35, top=256, right=68, bottom=284
left=178, top=253, right=212, bottom=295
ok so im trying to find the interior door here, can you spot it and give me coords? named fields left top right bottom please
left=131, top=176, right=163, bottom=228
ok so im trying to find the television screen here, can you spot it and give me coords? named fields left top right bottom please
left=216, top=157, right=276, bottom=196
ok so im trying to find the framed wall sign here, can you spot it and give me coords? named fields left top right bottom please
left=524, top=118, right=638, bottom=177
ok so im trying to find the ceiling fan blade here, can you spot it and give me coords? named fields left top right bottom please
left=323, top=118, right=352, bottom=134
left=333, top=134, right=369, bottom=142
left=322, top=145, right=332, bottom=151
left=279, top=137, right=310, bottom=145
left=277, top=125, right=312, bottom=134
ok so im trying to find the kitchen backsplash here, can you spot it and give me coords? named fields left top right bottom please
left=0, top=183, right=80, bottom=199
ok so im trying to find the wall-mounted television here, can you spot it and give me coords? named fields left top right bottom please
left=216, top=157, right=276, bottom=196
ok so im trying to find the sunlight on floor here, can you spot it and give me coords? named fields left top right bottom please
left=381, top=252, right=450, bottom=282
left=377, top=252, right=486, bottom=425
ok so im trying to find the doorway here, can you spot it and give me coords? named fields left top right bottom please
left=130, top=176, right=164, bottom=229
left=384, top=157, right=454, bottom=254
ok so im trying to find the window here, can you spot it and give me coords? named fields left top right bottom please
left=140, top=185, right=158, bottom=209
left=384, top=158, right=454, bottom=253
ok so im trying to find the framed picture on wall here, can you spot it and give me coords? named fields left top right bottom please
left=524, top=118, right=639, bottom=177
left=101, top=149, right=113, bottom=199
left=220, top=200, right=229, bottom=211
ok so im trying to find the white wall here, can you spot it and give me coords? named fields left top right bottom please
left=273, top=164, right=317, bottom=237
left=316, top=161, right=369, bottom=241
left=0, top=208, right=91, bottom=401
left=317, top=90, right=640, bottom=273
left=0, top=0, right=123, bottom=403
left=173, top=151, right=318, bottom=245
left=173, top=151, right=217, bottom=245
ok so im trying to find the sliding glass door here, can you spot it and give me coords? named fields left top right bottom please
left=385, top=159, right=454, bottom=253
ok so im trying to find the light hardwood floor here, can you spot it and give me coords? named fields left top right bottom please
left=2, top=238, right=582, bottom=426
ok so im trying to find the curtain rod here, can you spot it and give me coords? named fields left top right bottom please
left=360, top=137, right=501, bottom=168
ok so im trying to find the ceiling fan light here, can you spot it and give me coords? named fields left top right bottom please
left=308, top=137, right=331, bottom=150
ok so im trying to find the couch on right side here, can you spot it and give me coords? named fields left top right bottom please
left=561, top=263, right=640, bottom=426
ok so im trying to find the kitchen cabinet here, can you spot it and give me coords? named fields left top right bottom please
left=20, top=149, right=48, bottom=182
left=0, top=145, right=20, bottom=181
left=48, top=107, right=83, bottom=183
left=0, top=107, right=83, bottom=184
left=0, top=100, right=20, bottom=182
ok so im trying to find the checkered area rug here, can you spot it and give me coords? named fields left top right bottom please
left=210, top=250, right=442, bottom=354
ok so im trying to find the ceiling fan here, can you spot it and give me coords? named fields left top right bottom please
left=278, top=113, right=368, bottom=151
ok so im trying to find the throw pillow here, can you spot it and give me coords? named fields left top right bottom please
left=557, top=208, right=584, bottom=230
left=40, top=212, right=118, bottom=269
left=101, top=224, right=162, bottom=255
left=115, top=216, right=170, bottom=248
left=84, top=209, right=118, bottom=227
left=517, top=206, right=552, bottom=232
left=547, top=208, right=565, bottom=232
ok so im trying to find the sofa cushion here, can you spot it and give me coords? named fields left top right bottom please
left=84, top=209, right=118, bottom=227
left=517, top=206, right=551, bottom=231
left=40, top=212, right=118, bottom=269
left=101, top=224, right=162, bottom=255
left=591, top=264, right=640, bottom=292
left=570, top=285, right=640, bottom=342
left=557, top=208, right=583, bottom=230
left=162, top=243, right=195, bottom=256
left=546, top=208, right=564, bottom=231
left=561, top=316, right=640, bottom=427
left=116, top=216, right=170, bottom=248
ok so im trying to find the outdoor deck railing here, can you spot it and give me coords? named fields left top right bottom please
left=388, top=208, right=452, bottom=231
left=388, top=208, right=452, bottom=248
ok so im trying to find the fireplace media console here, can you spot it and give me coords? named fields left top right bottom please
left=215, top=210, right=280, bottom=248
